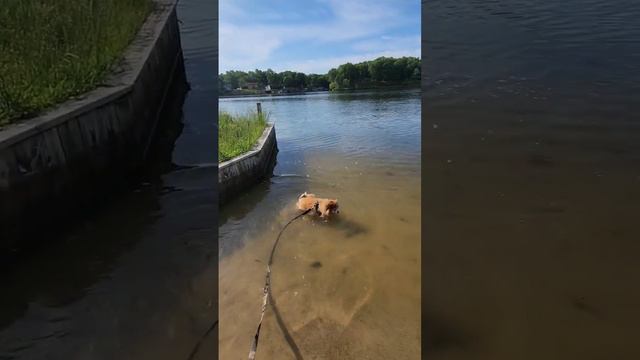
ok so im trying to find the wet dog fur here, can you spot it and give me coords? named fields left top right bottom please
left=296, top=192, right=340, bottom=218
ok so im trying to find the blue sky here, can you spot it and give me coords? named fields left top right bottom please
left=219, top=0, right=421, bottom=74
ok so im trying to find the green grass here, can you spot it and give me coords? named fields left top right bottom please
left=0, top=0, right=153, bottom=126
left=219, top=111, right=268, bottom=162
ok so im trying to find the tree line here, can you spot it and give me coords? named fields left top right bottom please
left=219, top=56, right=420, bottom=93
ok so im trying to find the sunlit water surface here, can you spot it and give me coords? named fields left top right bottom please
left=219, top=90, right=421, bottom=359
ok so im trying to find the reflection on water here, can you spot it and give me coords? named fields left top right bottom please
left=219, top=90, right=421, bottom=359
left=424, top=0, right=640, bottom=359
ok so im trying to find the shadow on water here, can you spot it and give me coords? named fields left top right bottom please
left=0, top=62, right=188, bottom=331
left=423, top=312, right=473, bottom=355
left=219, top=145, right=278, bottom=224
left=218, top=157, right=297, bottom=257
left=331, top=217, right=369, bottom=238
left=143, top=72, right=189, bottom=175
left=301, top=215, right=369, bottom=239
left=219, top=179, right=271, bottom=225
left=0, top=187, right=161, bottom=329
left=1, top=1, right=219, bottom=358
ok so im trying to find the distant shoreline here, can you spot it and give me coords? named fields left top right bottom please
left=219, top=83, right=420, bottom=99
left=219, top=91, right=320, bottom=99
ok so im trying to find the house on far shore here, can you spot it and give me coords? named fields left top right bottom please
left=265, top=84, right=272, bottom=94
left=245, top=82, right=259, bottom=90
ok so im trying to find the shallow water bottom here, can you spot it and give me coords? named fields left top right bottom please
left=219, top=154, right=421, bottom=359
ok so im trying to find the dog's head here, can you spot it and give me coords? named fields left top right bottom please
left=325, top=199, right=340, bottom=216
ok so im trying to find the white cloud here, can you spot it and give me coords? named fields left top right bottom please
left=352, top=35, right=421, bottom=53
left=219, top=1, right=246, bottom=20
left=323, top=0, right=400, bottom=23
left=219, top=23, right=283, bottom=71
left=219, top=0, right=418, bottom=72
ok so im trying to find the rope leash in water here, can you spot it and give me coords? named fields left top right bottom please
left=248, top=207, right=314, bottom=360
left=186, top=320, right=218, bottom=360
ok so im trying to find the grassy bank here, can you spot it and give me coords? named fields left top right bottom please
left=0, top=0, right=153, bottom=126
left=219, top=111, right=267, bottom=162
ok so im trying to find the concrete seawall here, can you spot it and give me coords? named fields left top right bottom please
left=0, top=0, right=185, bottom=253
left=219, top=124, right=278, bottom=205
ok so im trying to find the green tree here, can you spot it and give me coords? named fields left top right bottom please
left=307, top=74, right=329, bottom=89
left=281, top=71, right=297, bottom=88
left=327, top=68, right=337, bottom=83
left=218, top=56, right=420, bottom=93
left=266, top=69, right=282, bottom=88
left=255, top=69, right=268, bottom=87
left=294, top=72, right=307, bottom=88
left=222, top=70, right=244, bottom=89
left=356, top=62, right=370, bottom=80
left=368, top=59, right=383, bottom=82
left=341, top=62, right=358, bottom=85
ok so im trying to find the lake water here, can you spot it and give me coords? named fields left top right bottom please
left=218, top=90, right=421, bottom=359
left=424, top=0, right=640, bottom=359
left=0, top=1, right=218, bottom=359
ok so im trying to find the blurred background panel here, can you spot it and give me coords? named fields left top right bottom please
left=423, top=0, right=640, bottom=359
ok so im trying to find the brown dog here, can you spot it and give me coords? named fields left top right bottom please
left=296, top=192, right=339, bottom=218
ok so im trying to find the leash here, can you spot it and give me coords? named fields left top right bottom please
left=186, top=320, right=218, bottom=360
left=248, top=207, right=314, bottom=360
